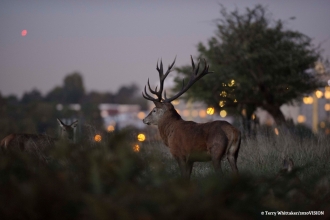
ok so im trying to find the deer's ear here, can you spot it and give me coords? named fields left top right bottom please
left=71, top=120, right=78, bottom=128
left=153, top=101, right=163, bottom=108
left=57, top=118, right=64, bottom=128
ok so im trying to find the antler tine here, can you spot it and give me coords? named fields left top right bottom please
left=147, top=78, right=158, bottom=95
left=142, top=85, right=159, bottom=102
left=156, top=57, right=176, bottom=100
left=163, top=56, right=212, bottom=103
left=190, top=55, right=195, bottom=71
left=142, top=57, right=177, bottom=102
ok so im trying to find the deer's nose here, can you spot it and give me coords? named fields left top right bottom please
left=142, top=118, right=149, bottom=125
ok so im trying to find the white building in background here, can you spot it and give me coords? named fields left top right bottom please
left=99, top=103, right=146, bottom=130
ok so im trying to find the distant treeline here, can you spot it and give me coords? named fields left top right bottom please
left=0, top=72, right=147, bottom=137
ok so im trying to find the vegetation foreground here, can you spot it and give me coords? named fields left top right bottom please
left=0, top=128, right=330, bottom=219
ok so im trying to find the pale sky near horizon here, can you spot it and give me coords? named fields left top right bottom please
left=1, top=0, right=329, bottom=98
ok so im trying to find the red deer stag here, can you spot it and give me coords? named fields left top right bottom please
left=1, top=118, right=78, bottom=153
left=142, top=56, right=241, bottom=179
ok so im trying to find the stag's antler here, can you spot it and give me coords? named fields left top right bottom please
left=142, top=57, right=176, bottom=102
left=142, top=56, right=212, bottom=103
left=163, top=56, right=212, bottom=103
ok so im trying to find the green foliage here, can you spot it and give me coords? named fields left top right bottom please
left=0, top=128, right=330, bottom=219
left=175, top=5, right=323, bottom=124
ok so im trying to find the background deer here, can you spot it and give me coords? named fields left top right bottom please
left=0, top=118, right=78, bottom=153
left=142, top=56, right=241, bottom=179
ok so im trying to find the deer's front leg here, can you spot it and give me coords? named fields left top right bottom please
left=175, top=157, right=193, bottom=179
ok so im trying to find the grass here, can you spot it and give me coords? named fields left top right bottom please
left=0, top=126, right=330, bottom=219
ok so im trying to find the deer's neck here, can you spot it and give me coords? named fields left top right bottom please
left=158, top=113, right=182, bottom=146
left=58, top=130, right=76, bottom=143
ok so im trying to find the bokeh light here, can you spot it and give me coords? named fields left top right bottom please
left=297, top=115, right=306, bottom=123
left=137, top=111, right=145, bottom=120
left=107, top=125, right=115, bottom=132
left=206, top=107, right=214, bottom=115
left=137, top=133, right=146, bottom=142
left=303, top=96, right=313, bottom=104
left=219, top=101, right=225, bottom=107
left=199, top=110, right=206, bottom=118
left=315, top=90, right=323, bottom=98
left=325, top=104, right=330, bottom=111
left=220, top=110, right=227, bottom=118
left=21, top=29, right=27, bottom=36
left=94, top=134, right=102, bottom=142
left=133, top=144, right=140, bottom=152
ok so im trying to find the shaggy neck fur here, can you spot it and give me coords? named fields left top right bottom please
left=157, top=107, right=182, bottom=146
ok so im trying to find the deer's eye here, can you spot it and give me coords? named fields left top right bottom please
left=153, top=109, right=156, bottom=112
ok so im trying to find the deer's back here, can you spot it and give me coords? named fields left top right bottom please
left=164, top=120, right=228, bottom=156
left=215, top=120, right=240, bottom=141
left=1, top=133, right=55, bottom=151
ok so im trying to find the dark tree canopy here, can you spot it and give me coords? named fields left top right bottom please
left=63, top=72, right=85, bottom=103
left=21, top=89, right=43, bottom=104
left=175, top=5, right=323, bottom=125
left=45, top=72, right=85, bottom=104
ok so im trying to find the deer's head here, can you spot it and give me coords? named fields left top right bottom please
left=142, top=56, right=212, bottom=126
left=57, top=118, right=78, bottom=141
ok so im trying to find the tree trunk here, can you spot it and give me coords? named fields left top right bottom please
left=263, top=105, right=286, bottom=126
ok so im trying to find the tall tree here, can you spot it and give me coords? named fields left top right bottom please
left=175, top=5, right=323, bottom=125
left=20, top=89, right=43, bottom=104
left=63, top=72, right=85, bottom=103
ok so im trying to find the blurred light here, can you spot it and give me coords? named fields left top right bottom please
left=183, top=110, right=190, bottom=117
left=219, top=101, right=225, bottom=107
left=101, top=110, right=109, bottom=118
left=137, top=111, right=145, bottom=120
left=234, top=99, right=237, bottom=103
left=69, top=104, right=81, bottom=111
left=56, top=104, right=63, bottom=111
left=320, top=121, right=326, bottom=128
left=241, top=109, right=246, bottom=116
left=274, top=128, right=279, bottom=136
left=94, top=134, right=102, bottom=142
left=228, top=79, right=235, bottom=87
left=206, top=107, right=214, bottom=115
left=199, top=110, right=206, bottom=118
left=220, top=110, right=227, bottom=118
left=297, top=115, right=306, bottom=123
left=315, top=90, right=323, bottom=98
left=325, top=90, right=330, bottom=99
left=21, top=29, right=27, bottom=36
left=315, top=62, right=325, bottom=74
left=325, top=128, right=330, bottom=135
left=172, top=100, right=180, bottom=105
left=107, top=125, right=115, bottom=132
left=191, top=110, right=198, bottom=118
left=326, top=129, right=330, bottom=135
left=325, top=104, right=330, bottom=111
left=251, top=114, right=256, bottom=120
left=220, top=91, right=227, bottom=97
left=137, top=133, right=146, bottom=142
left=133, top=144, right=140, bottom=152
left=303, top=96, right=313, bottom=104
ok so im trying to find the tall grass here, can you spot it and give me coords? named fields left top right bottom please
left=1, top=126, right=330, bottom=219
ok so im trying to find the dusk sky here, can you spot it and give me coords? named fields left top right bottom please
left=1, top=0, right=329, bottom=98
